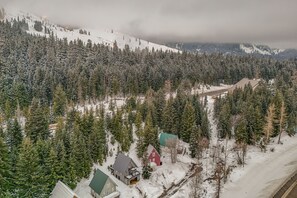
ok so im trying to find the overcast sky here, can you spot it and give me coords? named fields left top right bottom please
left=1, top=0, right=297, bottom=49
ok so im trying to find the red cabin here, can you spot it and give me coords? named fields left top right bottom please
left=147, top=144, right=162, bottom=166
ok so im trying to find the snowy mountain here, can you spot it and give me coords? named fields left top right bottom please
left=1, top=7, right=179, bottom=52
left=239, top=44, right=284, bottom=56
left=167, top=42, right=297, bottom=59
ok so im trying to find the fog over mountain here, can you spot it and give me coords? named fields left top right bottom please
left=1, top=0, right=297, bottom=49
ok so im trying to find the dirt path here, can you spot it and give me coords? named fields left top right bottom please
left=221, top=136, right=297, bottom=198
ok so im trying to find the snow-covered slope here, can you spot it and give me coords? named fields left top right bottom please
left=2, top=7, right=179, bottom=52
left=239, top=44, right=284, bottom=56
left=168, top=42, right=297, bottom=59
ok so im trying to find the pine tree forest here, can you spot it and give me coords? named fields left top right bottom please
left=0, top=18, right=297, bottom=197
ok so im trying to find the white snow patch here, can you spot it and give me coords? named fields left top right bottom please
left=240, top=44, right=272, bottom=55
left=2, top=7, right=179, bottom=53
left=221, top=134, right=297, bottom=198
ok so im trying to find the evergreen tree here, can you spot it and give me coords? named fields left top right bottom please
left=272, top=90, right=283, bottom=136
left=110, top=109, right=123, bottom=143
left=121, top=123, right=131, bottom=152
left=89, top=118, right=106, bottom=164
left=6, top=118, right=23, bottom=149
left=142, top=165, right=152, bottom=179
left=71, top=124, right=91, bottom=179
left=64, top=152, right=77, bottom=189
left=4, top=100, right=13, bottom=120
left=143, top=112, right=160, bottom=155
left=6, top=118, right=23, bottom=170
left=201, top=112, right=210, bottom=139
left=235, top=118, right=248, bottom=144
left=162, top=98, right=174, bottom=133
left=54, top=117, right=65, bottom=143
left=135, top=111, right=143, bottom=137
left=172, top=89, right=186, bottom=136
left=35, top=140, right=51, bottom=195
left=141, top=151, right=152, bottom=179
left=189, top=125, right=202, bottom=158
left=136, top=127, right=145, bottom=158
left=181, top=101, right=196, bottom=142
left=53, top=84, right=67, bottom=119
left=25, top=98, right=49, bottom=142
left=192, top=96, right=203, bottom=126
left=45, top=147, right=60, bottom=191
left=0, top=137, right=12, bottom=196
left=218, top=103, right=231, bottom=138
left=244, top=105, right=263, bottom=144
left=154, top=88, right=166, bottom=127
left=0, top=126, right=4, bottom=139
left=55, top=141, right=69, bottom=182
left=15, top=138, right=45, bottom=197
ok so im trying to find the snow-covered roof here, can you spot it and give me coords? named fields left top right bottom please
left=50, top=181, right=80, bottom=198
left=229, top=78, right=261, bottom=92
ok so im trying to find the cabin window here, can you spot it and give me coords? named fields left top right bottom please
left=152, top=152, right=155, bottom=157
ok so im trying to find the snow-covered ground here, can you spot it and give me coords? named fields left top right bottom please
left=2, top=7, right=179, bottom=52
left=221, top=134, right=297, bottom=198
left=63, top=84, right=297, bottom=198
left=164, top=94, right=297, bottom=198
left=73, top=85, right=229, bottom=198
left=75, top=83, right=232, bottom=114
left=171, top=96, right=223, bottom=198
left=74, top=132, right=195, bottom=198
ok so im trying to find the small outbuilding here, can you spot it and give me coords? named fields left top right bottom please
left=89, top=169, right=119, bottom=198
left=50, top=180, right=79, bottom=198
left=147, top=144, right=162, bottom=166
left=159, top=132, right=178, bottom=147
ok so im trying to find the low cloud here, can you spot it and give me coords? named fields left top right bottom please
left=1, top=0, right=297, bottom=49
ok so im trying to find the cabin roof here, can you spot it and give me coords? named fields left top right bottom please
left=159, top=132, right=178, bottom=146
left=89, top=169, right=112, bottom=195
left=113, top=153, right=137, bottom=174
left=50, top=181, right=79, bottom=198
left=147, top=144, right=159, bottom=156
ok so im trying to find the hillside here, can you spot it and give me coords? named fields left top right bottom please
left=167, top=42, right=297, bottom=60
left=1, top=5, right=297, bottom=198
left=1, top=7, right=179, bottom=52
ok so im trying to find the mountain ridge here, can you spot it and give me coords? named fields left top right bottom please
left=167, top=42, right=297, bottom=60
left=1, top=7, right=179, bottom=53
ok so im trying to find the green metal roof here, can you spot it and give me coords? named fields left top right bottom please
left=159, top=132, right=178, bottom=146
left=89, top=169, right=109, bottom=195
